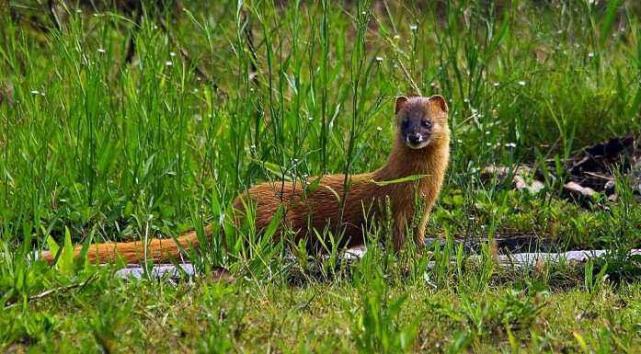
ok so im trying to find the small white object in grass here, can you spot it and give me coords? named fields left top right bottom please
left=410, top=24, right=418, bottom=32
left=493, top=82, right=500, bottom=87
left=170, top=52, right=176, bottom=57
left=308, top=116, right=313, bottom=121
left=31, top=90, right=40, bottom=95
left=375, top=56, right=384, bottom=62
left=377, top=126, right=383, bottom=132
left=588, top=52, right=594, bottom=58
left=97, top=48, right=106, bottom=54
left=518, top=80, right=526, bottom=86
left=75, top=9, right=82, bottom=13
left=505, top=142, right=517, bottom=148
left=393, top=35, right=400, bottom=40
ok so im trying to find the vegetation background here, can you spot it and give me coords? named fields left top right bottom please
left=1, top=0, right=641, bottom=352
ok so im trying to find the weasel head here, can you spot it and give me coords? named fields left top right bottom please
left=395, top=95, right=449, bottom=150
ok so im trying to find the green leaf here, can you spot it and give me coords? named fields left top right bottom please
left=45, top=235, right=60, bottom=262
left=599, top=0, right=622, bottom=48
left=262, top=205, right=285, bottom=241
left=78, top=230, right=94, bottom=270
left=371, top=174, right=428, bottom=186
left=251, top=158, right=292, bottom=181
left=59, top=227, right=75, bottom=275
left=304, top=177, right=322, bottom=195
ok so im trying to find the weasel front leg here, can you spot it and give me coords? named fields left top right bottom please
left=392, top=211, right=407, bottom=251
left=414, top=192, right=439, bottom=248
left=414, top=211, right=430, bottom=248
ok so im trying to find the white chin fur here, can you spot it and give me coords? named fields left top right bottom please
left=406, top=140, right=430, bottom=149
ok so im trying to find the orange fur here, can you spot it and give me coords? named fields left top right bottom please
left=40, top=96, right=450, bottom=264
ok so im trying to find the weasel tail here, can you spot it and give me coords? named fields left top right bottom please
left=40, top=95, right=450, bottom=265
left=39, top=229, right=206, bottom=264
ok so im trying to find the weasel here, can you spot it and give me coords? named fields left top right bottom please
left=40, top=95, right=450, bottom=264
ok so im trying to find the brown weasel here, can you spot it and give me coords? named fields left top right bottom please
left=40, top=95, right=450, bottom=264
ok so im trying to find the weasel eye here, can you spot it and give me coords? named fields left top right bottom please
left=401, top=119, right=410, bottom=128
left=421, top=120, right=432, bottom=128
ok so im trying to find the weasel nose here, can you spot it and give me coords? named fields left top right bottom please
left=408, top=133, right=422, bottom=145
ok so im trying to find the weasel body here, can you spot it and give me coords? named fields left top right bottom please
left=41, top=95, right=450, bottom=264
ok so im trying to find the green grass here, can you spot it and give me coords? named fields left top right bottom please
left=2, top=0, right=641, bottom=352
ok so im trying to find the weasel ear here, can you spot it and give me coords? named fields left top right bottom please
left=429, top=95, right=448, bottom=113
left=395, top=96, right=409, bottom=114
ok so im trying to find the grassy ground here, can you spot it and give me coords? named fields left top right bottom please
left=2, top=0, right=641, bottom=352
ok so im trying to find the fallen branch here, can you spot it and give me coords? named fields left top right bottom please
left=4, top=273, right=96, bottom=310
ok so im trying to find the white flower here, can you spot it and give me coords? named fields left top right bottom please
left=165, top=61, right=173, bottom=66
left=376, top=126, right=383, bottom=131
left=410, top=24, right=418, bottom=32
left=588, top=52, right=594, bottom=58
left=518, top=80, right=526, bottom=86
left=30, top=90, right=40, bottom=95
left=375, top=56, right=384, bottom=63
left=97, top=48, right=106, bottom=54
left=170, top=52, right=176, bottom=57
left=505, top=142, right=517, bottom=148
